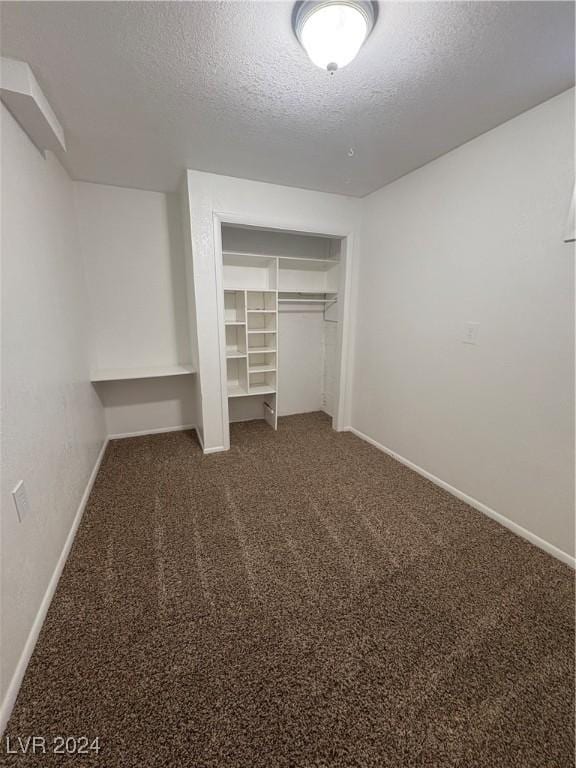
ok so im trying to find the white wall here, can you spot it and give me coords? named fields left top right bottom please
left=94, top=377, right=197, bottom=438
left=74, top=182, right=197, bottom=436
left=1, top=106, right=106, bottom=713
left=353, top=89, right=575, bottom=560
left=277, top=309, right=325, bottom=416
left=185, top=171, right=361, bottom=451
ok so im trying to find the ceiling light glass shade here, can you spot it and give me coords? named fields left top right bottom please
left=294, top=1, right=376, bottom=72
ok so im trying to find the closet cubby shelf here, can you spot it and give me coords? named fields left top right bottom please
left=227, top=384, right=276, bottom=398
left=248, top=346, right=277, bottom=354
left=248, top=384, right=277, bottom=395
left=249, top=365, right=276, bottom=373
left=225, top=285, right=278, bottom=400
left=91, top=364, right=196, bottom=382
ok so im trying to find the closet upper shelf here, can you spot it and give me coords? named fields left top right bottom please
left=279, top=256, right=338, bottom=271
left=223, top=250, right=338, bottom=270
left=91, top=364, right=196, bottom=382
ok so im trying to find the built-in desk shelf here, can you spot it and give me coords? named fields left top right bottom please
left=91, top=364, right=196, bottom=383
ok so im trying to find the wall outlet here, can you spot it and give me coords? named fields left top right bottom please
left=12, top=480, right=30, bottom=522
left=462, top=321, right=480, bottom=345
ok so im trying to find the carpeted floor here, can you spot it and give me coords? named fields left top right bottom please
left=3, top=413, right=574, bottom=767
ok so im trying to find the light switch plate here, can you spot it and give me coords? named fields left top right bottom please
left=462, top=321, right=480, bottom=345
left=12, top=480, right=30, bottom=522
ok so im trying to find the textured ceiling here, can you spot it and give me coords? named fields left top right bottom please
left=1, top=1, right=574, bottom=196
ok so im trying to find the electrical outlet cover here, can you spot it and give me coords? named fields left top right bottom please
left=462, top=321, right=480, bottom=345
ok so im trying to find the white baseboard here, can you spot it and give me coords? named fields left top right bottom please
left=109, top=424, right=226, bottom=455
left=195, top=425, right=205, bottom=450
left=192, top=422, right=226, bottom=454
left=109, top=424, right=196, bottom=440
left=347, top=427, right=575, bottom=569
left=0, top=437, right=109, bottom=735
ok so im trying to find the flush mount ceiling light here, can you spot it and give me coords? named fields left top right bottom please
left=294, top=0, right=377, bottom=73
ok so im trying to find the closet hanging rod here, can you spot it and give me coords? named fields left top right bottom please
left=278, top=298, right=337, bottom=304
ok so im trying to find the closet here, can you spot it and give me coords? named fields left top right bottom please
left=220, top=225, right=343, bottom=437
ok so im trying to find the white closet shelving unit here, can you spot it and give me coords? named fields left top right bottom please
left=223, top=252, right=279, bottom=428
left=221, top=241, right=341, bottom=432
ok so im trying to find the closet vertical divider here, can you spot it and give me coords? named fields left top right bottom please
left=225, top=289, right=248, bottom=396
left=246, top=287, right=278, bottom=394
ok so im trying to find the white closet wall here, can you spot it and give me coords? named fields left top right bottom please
left=74, top=182, right=197, bottom=436
left=278, top=311, right=325, bottom=415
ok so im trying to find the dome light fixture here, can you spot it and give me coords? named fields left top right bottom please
left=294, top=0, right=377, bottom=73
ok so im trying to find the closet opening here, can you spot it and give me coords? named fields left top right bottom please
left=217, top=223, right=348, bottom=447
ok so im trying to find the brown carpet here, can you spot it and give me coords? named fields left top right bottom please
left=3, top=413, right=574, bottom=767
